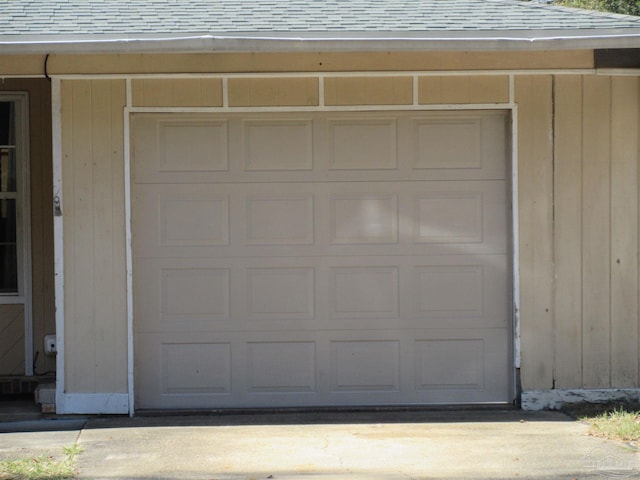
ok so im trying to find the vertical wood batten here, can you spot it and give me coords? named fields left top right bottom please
left=610, top=76, right=639, bottom=388
left=582, top=75, right=612, bottom=388
left=515, top=75, right=555, bottom=391
left=61, top=80, right=76, bottom=391
left=71, top=80, right=95, bottom=392
left=553, top=75, right=584, bottom=389
left=91, top=81, right=115, bottom=392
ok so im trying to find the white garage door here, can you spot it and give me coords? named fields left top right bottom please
left=132, top=110, right=511, bottom=409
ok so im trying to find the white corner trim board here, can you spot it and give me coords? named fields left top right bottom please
left=57, top=394, right=129, bottom=414
left=521, top=389, right=640, bottom=411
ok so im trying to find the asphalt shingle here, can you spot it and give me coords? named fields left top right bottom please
left=1, top=0, right=640, bottom=36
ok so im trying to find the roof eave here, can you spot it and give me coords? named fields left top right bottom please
left=2, top=30, right=640, bottom=54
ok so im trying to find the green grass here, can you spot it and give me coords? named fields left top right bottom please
left=0, top=445, right=82, bottom=480
left=566, top=403, right=640, bottom=444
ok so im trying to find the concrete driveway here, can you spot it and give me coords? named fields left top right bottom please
left=1, top=409, right=638, bottom=479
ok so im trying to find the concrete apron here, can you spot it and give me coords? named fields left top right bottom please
left=2, top=410, right=639, bottom=479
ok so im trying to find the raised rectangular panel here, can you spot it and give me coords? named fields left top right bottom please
left=246, top=195, right=314, bottom=245
left=414, top=193, right=482, bottom=243
left=330, top=267, right=398, bottom=319
left=329, top=119, right=397, bottom=170
left=160, top=196, right=229, bottom=246
left=331, top=194, right=398, bottom=244
left=414, top=118, right=482, bottom=169
left=244, top=120, right=313, bottom=170
left=247, top=268, right=315, bottom=320
left=415, top=340, right=484, bottom=390
left=162, top=343, right=231, bottom=394
left=161, top=269, right=230, bottom=320
left=247, top=342, right=316, bottom=392
left=159, top=121, right=228, bottom=171
left=415, top=266, right=483, bottom=318
left=332, top=341, right=400, bottom=391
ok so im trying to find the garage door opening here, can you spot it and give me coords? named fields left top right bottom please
left=131, top=110, right=512, bottom=409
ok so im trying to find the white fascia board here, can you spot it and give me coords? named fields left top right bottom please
left=1, top=29, right=640, bottom=54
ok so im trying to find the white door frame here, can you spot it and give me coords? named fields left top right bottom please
left=51, top=71, right=520, bottom=415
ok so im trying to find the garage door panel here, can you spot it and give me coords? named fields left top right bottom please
left=136, top=328, right=508, bottom=409
left=160, top=120, right=230, bottom=172
left=134, top=259, right=234, bottom=333
left=411, top=255, right=508, bottom=329
left=410, top=328, right=511, bottom=403
left=415, top=339, right=485, bottom=391
left=133, top=184, right=231, bottom=252
left=247, top=341, right=316, bottom=393
left=245, top=194, right=315, bottom=245
left=133, top=110, right=511, bottom=409
left=329, top=266, right=399, bottom=320
left=135, top=254, right=507, bottom=333
left=133, top=111, right=506, bottom=184
left=330, top=193, right=398, bottom=244
left=411, top=113, right=506, bottom=177
left=331, top=340, right=400, bottom=392
left=134, top=180, right=506, bottom=258
left=243, top=119, right=313, bottom=171
left=409, top=181, right=507, bottom=252
left=328, top=118, right=398, bottom=170
left=161, top=268, right=231, bottom=319
left=244, top=267, right=315, bottom=321
left=162, top=342, right=232, bottom=395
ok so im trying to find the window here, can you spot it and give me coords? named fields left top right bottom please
left=0, top=102, right=19, bottom=294
left=0, top=95, right=29, bottom=302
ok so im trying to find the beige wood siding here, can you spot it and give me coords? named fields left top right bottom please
left=515, top=76, right=555, bottom=391
left=61, top=79, right=127, bottom=393
left=131, top=79, right=223, bottom=107
left=324, top=77, right=412, bottom=106
left=51, top=68, right=640, bottom=402
left=553, top=75, right=584, bottom=389
left=519, top=74, right=640, bottom=391
left=0, top=78, right=54, bottom=376
left=418, top=75, right=510, bottom=104
left=228, top=78, right=319, bottom=107
left=0, top=51, right=594, bottom=77
left=609, top=77, right=639, bottom=388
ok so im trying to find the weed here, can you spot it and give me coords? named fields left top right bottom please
left=566, top=402, right=640, bottom=444
left=0, top=444, right=81, bottom=480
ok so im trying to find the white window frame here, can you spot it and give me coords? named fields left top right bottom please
left=0, top=93, right=32, bottom=376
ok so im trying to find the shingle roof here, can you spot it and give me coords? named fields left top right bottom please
left=2, top=0, right=640, bottom=53
left=2, top=0, right=640, bottom=34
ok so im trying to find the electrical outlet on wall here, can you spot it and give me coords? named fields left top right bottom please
left=44, top=335, right=57, bottom=355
